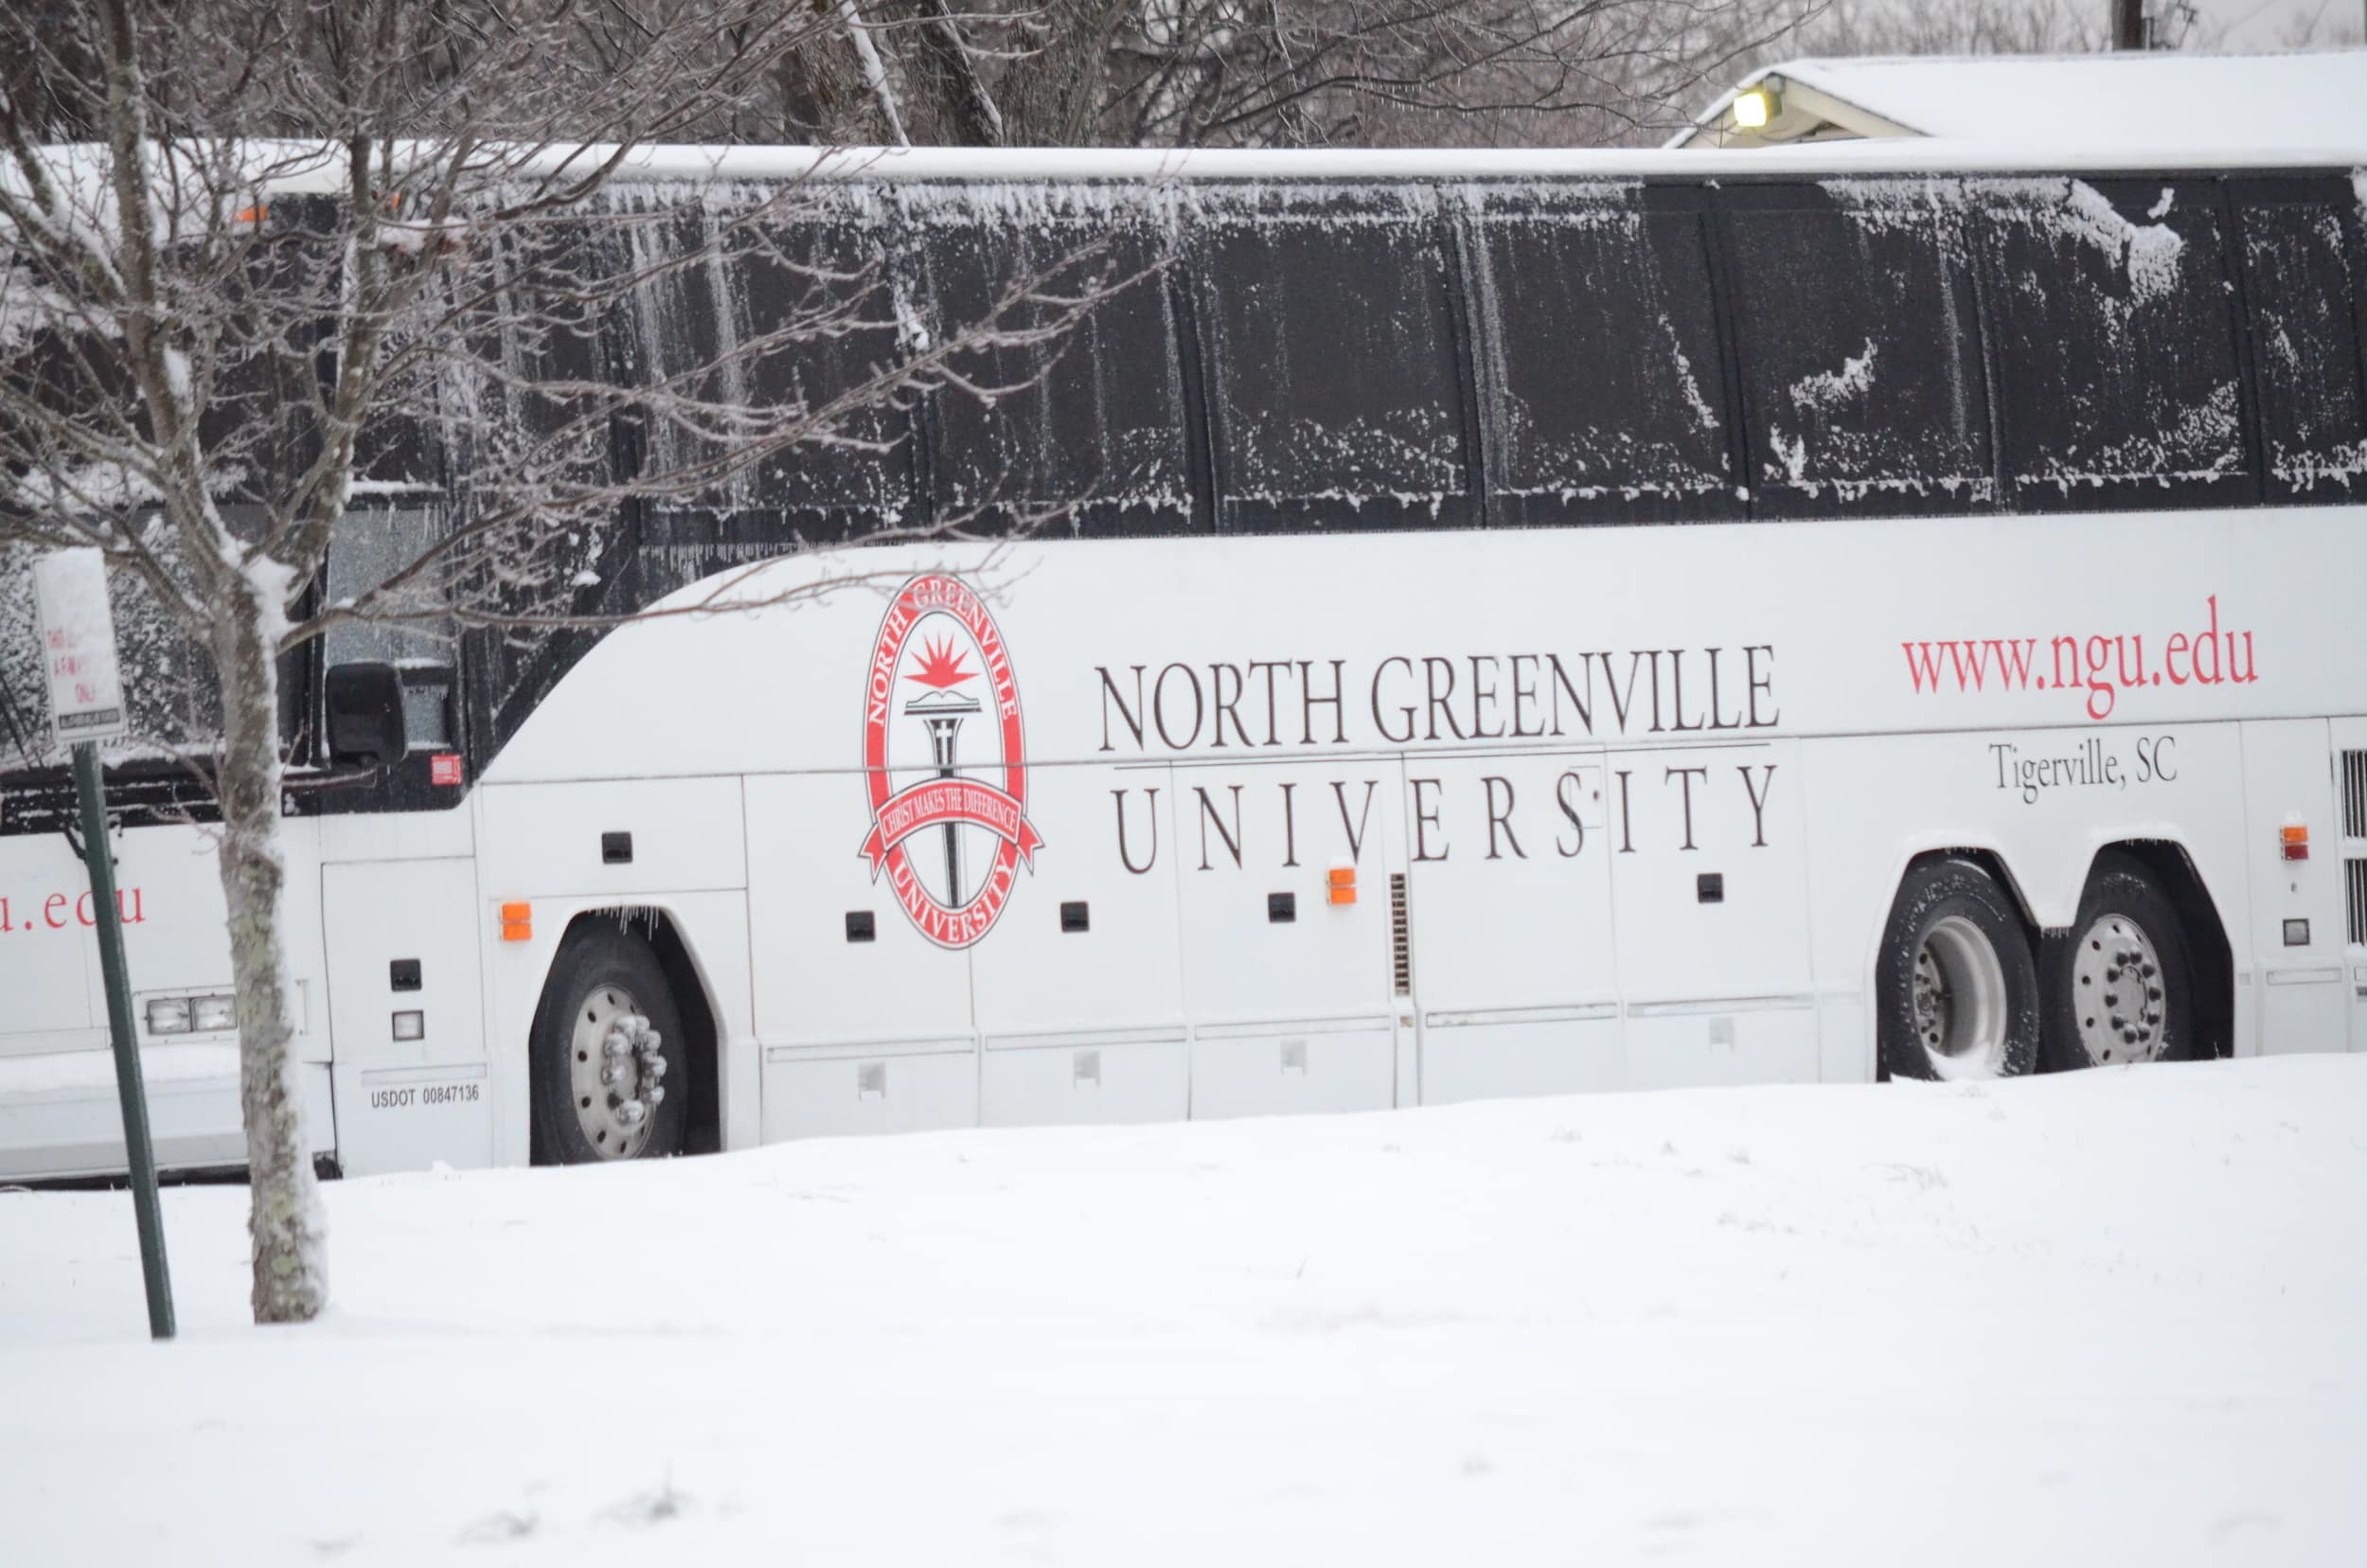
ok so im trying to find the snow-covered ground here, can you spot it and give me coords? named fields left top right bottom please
left=5, top=1056, right=2364, bottom=1566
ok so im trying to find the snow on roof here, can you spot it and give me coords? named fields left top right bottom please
left=1676, top=48, right=2367, bottom=151
left=10, top=134, right=2361, bottom=216
left=596, top=139, right=2365, bottom=181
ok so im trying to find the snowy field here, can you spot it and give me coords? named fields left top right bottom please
left=5, top=1056, right=2365, bottom=1567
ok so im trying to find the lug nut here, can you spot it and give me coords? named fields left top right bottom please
left=618, top=1099, right=647, bottom=1126
left=603, top=1034, right=630, bottom=1059
left=600, top=1062, right=626, bottom=1086
left=646, top=1085, right=666, bottom=1106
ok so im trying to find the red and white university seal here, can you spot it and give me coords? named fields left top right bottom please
left=859, top=574, right=1042, bottom=949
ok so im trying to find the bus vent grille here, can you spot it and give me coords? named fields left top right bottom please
left=2343, top=750, right=2367, bottom=840
left=1390, top=872, right=1412, bottom=996
left=2349, top=860, right=2367, bottom=950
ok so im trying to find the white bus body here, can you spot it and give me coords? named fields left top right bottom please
left=3, top=145, right=2363, bottom=1177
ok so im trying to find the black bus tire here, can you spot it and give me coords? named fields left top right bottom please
left=529, top=925, right=689, bottom=1165
left=1878, top=859, right=2040, bottom=1081
left=2041, top=853, right=2199, bottom=1072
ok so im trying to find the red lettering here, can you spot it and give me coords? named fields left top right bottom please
left=44, top=893, right=67, bottom=929
left=75, top=890, right=96, bottom=926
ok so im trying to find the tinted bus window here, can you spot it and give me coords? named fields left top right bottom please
left=702, top=205, right=915, bottom=532
left=1468, top=189, right=1735, bottom=526
left=2235, top=190, right=2367, bottom=503
left=1195, top=189, right=1472, bottom=532
left=916, top=196, right=1191, bottom=537
left=1723, top=183, right=1994, bottom=518
left=1977, top=178, right=2251, bottom=509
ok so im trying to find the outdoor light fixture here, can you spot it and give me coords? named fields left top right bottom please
left=142, top=993, right=236, bottom=1036
left=1732, top=84, right=1778, bottom=130
left=392, top=1010, right=426, bottom=1042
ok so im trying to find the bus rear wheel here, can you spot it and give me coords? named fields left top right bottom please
left=530, top=926, right=688, bottom=1164
left=1878, top=859, right=2039, bottom=1081
left=2042, top=854, right=2198, bottom=1071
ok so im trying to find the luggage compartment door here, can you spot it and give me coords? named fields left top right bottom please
left=323, top=858, right=491, bottom=1173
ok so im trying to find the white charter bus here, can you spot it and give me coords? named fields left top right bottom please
left=4, top=144, right=2365, bottom=1178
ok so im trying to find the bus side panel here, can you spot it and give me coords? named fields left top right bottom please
left=743, top=771, right=978, bottom=1138
left=1611, top=740, right=1816, bottom=1090
left=971, top=761, right=1189, bottom=1129
left=472, top=778, right=754, bottom=1162
left=2336, top=718, right=2367, bottom=1057
left=1800, top=722, right=2254, bottom=1078
left=1172, top=759, right=1400, bottom=1119
left=0, top=829, right=98, bottom=1046
left=324, top=857, right=491, bottom=1175
left=2241, top=719, right=2345, bottom=1054
left=1400, top=752, right=1623, bottom=1105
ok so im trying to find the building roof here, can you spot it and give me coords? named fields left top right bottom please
left=1670, top=48, right=2367, bottom=151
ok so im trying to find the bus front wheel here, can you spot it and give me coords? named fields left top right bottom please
left=1878, top=859, right=2039, bottom=1081
left=529, top=926, right=689, bottom=1164
left=2041, top=854, right=2198, bottom=1071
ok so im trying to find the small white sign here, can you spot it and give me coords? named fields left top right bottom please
left=30, top=547, right=129, bottom=746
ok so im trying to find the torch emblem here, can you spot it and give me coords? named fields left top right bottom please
left=859, top=574, right=1041, bottom=949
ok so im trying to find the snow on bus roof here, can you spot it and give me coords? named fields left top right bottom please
left=596, top=139, right=2367, bottom=183
left=1676, top=48, right=2367, bottom=151
left=10, top=136, right=2363, bottom=210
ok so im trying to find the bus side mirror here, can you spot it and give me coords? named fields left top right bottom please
left=325, top=663, right=407, bottom=767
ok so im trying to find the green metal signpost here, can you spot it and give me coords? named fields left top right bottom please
left=34, top=549, right=175, bottom=1341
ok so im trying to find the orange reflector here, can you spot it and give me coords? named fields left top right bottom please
left=1326, top=866, right=1355, bottom=887
left=1327, top=885, right=1357, bottom=905
left=233, top=204, right=267, bottom=224
left=2281, top=825, right=2309, bottom=862
left=500, top=901, right=532, bottom=940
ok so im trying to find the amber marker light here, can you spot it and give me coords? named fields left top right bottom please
left=2281, top=824, right=2310, bottom=862
left=501, top=901, right=533, bottom=940
left=1327, top=864, right=1357, bottom=906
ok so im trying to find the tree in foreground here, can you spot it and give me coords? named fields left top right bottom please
left=0, top=0, right=1135, bottom=1323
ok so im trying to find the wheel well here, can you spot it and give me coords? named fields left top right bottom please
left=1908, top=846, right=2038, bottom=947
left=553, top=908, right=722, bottom=1156
left=2080, top=841, right=2235, bottom=1060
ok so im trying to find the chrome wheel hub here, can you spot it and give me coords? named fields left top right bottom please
left=1912, top=915, right=2010, bottom=1078
left=567, top=984, right=667, bottom=1158
left=2070, top=913, right=2166, bottom=1065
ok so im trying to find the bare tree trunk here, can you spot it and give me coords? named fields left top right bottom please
left=904, top=0, right=1004, bottom=146
left=2112, top=0, right=2147, bottom=48
left=211, top=569, right=326, bottom=1325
